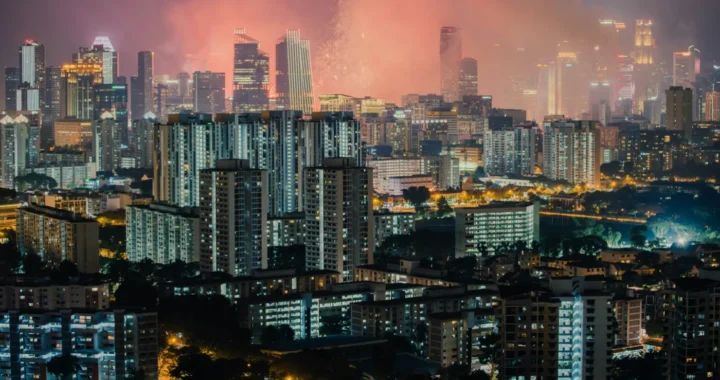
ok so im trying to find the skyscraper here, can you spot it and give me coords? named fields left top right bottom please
left=440, top=27, right=462, bottom=103
left=634, top=20, right=653, bottom=65
left=199, top=159, right=268, bottom=275
left=43, top=66, right=62, bottom=123
left=543, top=120, right=601, bottom=187
left=666, top=86, right=693, bottom=140
left=73, top=37, right=118, bottom=84
left=60, top=64, right=103, bottom=119
left=276, top=30, right=314, bottom=115
left=304, top=158, right=373, bottom=281
left=92, top=83, right=128, bottom=122
left=458, top=57, right=478, bottom=98
left=19, top=40, right=45, bottom=89
left=673, top=49, right=697, bottom=88
left=4, top=68, right=20, bottom=111
left=232, top=28, right=269, bottom=112
left=131, top=51, right=153, bottom=120
left=633, top=20, right=655, bottom=114
left=706, top=91, right=720, bottom=121
left=192, top=71, right=225, bottom=113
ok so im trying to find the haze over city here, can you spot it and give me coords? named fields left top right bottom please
left=3, top=1, right=720, bottom=379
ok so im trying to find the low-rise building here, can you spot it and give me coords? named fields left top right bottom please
left=455, top=202, right=539, bottom=257
left=378, top=174, right=434, bottom=196
left=126, top=202, right=200, bottom=264
left=0, top=277, right=110, bottom=310
left=16, top=204, right=99, bottom=273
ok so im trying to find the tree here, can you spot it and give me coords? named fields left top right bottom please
left=269, top=350, right=362, bottom=380
left=477, top=333, right=500, bottom=380
left=601, top=161, right=622, bottom=177
left=113, top=272, right=158, bottom=309
left=476, top=241, right=489, bottom=257
left=0, top=238, right=22, bottom=276
left=47, top=354, right=82, bottom=380
left=58, top=260, right=79, bottom=277
left=14, top=172, right=58, bottom=190
left=630, top=225, right=648, bottom=248
left=22, top=252, right=45, bottom=276
left=320, top=313, right=348, bottom=336
left=446, top=255, right=477, bottom=278
left=402, top=186, right=431, bottom=212
left=412, top=322, right=428, bottom=357
left=604, top=227, right=622, bottom=248
left=261, top=326, right=279, bottom=345
left=436, top=196, right=453, bottom=217
left=278, top=324, right=295, bottom=341
left=169, top=346, right=214, bottom=380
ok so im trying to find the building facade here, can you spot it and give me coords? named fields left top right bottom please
left=455, top=202, right=539, bottom=257
left=199, top=159, right=268, bottom=275
left=304, top=158, right=374, bottom=281
left=126, top=202, right=200, bottom=264
left=16, top=204, right=99, bottom=273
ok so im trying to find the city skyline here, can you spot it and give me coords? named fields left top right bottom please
left=2, top=0, right=720, bottom=107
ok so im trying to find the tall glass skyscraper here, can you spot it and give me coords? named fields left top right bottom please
left=275, top=30, right=314, bottom=115
left=73, top=36, right=118, bottom=84
left=232, top=28, right=269, bottom=113
left=458, top=57, right=478, bottom=98
left=440, top=27, right=461, bottom=103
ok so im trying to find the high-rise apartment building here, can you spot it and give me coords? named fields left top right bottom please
left=500, top=277, right=614, bottom=380
left=276, top=30, right=314, bottom=115
left=0, top=114, right=39, bottom=189
left=421, top=155, right=460, bottom=191
left=660, top=277, right=720, bottom=380
left=4, top=68, right=21, bottom=111
left=73, top=36, right=118, bottom=84
left=440, top=27, right=462, bottom=103
left=60, top=64, right=103, bottom=119
left=131, top=51, right=153, bottom=120
left=43, top=66, right=62, bottom=123
left=543, top=120, right=601, bottom=187
left=132, top=112, right=157, bottom=168
left=483, top=125, right=537, bottom=176
left=304, top=158, right=373, bottom=281
left=16, top=204, right=99, bottom=273
left=455, top=202, right=539, bottom=257
left=232, top=29, right=269, bottom=112
left=153, top=113, right=227, bottom=206
left=666, top=86, right=694, bottom=140
left=458, top=57, right=478, bottom=98
left=126, top=202, right=200, bottom=264
left=193, top=71, right=226, bottom=113
left=264, top=110, right=303, bottom=215
left=199, top=159, right=268, bottom=275
left=93, top=112, right=122, bottom=171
